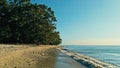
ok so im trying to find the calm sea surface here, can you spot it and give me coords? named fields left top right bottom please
left=63, top=45, right=120, bottom=67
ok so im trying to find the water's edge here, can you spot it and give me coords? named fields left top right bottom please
left=57, top=48, right=119, bottom=68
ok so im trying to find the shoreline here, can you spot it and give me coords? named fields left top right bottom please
left=0, top=44, right=118, bottom=68
left=58, top=48, right=119, bottom=68
left=55, top=51, right=87, bottom=68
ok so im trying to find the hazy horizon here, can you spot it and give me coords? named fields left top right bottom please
left=33, top=0, right=120, bottom=45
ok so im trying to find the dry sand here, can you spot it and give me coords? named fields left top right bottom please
left=0, top=45, right=57, bottom=68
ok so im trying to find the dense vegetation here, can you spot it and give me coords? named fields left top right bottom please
left=0, top=0, right=61, bottom=45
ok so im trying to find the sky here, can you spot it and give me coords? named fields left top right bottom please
left=32, top=0, right=120, bottom=45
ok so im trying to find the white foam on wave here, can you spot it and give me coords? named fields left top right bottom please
left=57, top=48, right=119, bottom=68
left=104, top=53, right=120, bottom=57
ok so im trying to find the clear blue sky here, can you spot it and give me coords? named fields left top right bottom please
left=33, top=0, right=120, bottom=45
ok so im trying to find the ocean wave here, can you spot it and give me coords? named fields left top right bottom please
left=103, top=53, right=120, bottom=57
left=57, top=48, right=119, bottom=68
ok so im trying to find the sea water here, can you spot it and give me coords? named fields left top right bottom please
left=63, top=45, right=120, bottom=67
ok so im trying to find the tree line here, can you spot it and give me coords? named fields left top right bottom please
left=0, top=0, right=61, bottom=45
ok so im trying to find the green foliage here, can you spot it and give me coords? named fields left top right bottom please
left=0, top=0, right=62, bottom=45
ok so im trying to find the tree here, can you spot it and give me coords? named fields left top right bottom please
left=0, top=0, right=62, bottom=45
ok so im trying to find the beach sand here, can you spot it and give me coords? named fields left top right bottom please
left=0, top=45, right=86, bottom=68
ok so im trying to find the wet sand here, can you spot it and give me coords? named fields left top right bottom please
left=55, top=52, right=87, bottom=68
left=0, top=45, right=87, bottom=68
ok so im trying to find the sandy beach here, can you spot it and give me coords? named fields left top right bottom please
left=0, top=45, right=58, bottom=68
left=0, top=44, right=86, bottom=68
